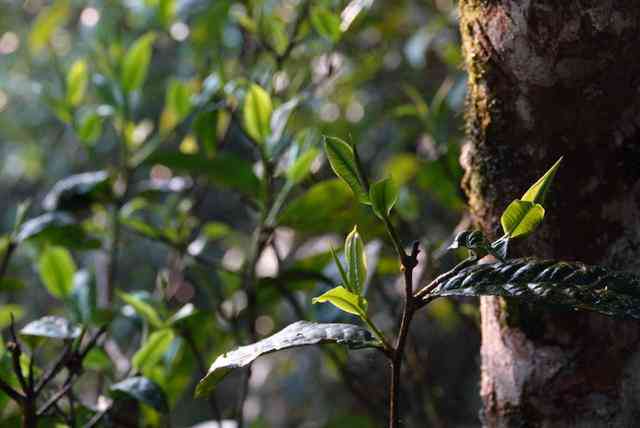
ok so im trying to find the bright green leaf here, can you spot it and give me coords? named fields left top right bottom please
left=344, top=226, right=366, bottom=294
left=330, top=247, right=350, bottom=290
left=243, top=84, right=273, bottom=145
left=312, top=286, right=367, bottom=316
left=369, top=177, right=399, bottom=219
left=310, top=6, right=342, bottom=43
left=28, top=0, right=70, bottom=53
left=38, top=246, right=76, bottom=299
left=77, top=110, right=103, bottom=144
left=132, top=329, right=175, bottom=372
left=66, top=59, right=88, bottom=106
left=121, top=33, right=156, bottom=94
left=500, top=200, right=545, bottom=239
left=117, top=291, right=164, bottom=328
left=0, top=305, right=24, bottom=329
left=287, top=147, right=320, bottom=184
left=323, top=137, right=368, bottom=203
left=521, top=157, right=563, bottom=205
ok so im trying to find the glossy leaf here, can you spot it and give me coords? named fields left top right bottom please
left=310, top=6, right=342, bottom=42
left=121, top=33, right=156, bottom=94
left=312, top=286, right=367, bottom=316
left=43, top=171, right=111, bottom=212
left=243, top=84, right=272, bottom=144
left=344, top=226, right=367, bottom=294
left=369, top=177, right=399, bottom=219
left=426, top=258, right=640, bottom=320
left=70, top=270, right=97, bottom=325
left=66, top=59, right=88, bottom=106
left=117, top=292, right=164, bottom=329
left=38, top=246, right=76, bottom=299
left=132, top=329, right=175, bottom=372
left=20, top=316, right=81, bottom=340
left=166, top=303, right=198, bottom=327
left=501, top=200, right=545, bottom=239
left=196, top=321, right=378, bottom=396
left=323, top=137, right=368, bottom=203
left=521, top=157, right=563, bottom=205
left=110, top=376, right=169, bottom=413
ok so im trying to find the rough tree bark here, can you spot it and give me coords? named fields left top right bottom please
left=458, top=1, right=640, bottom=426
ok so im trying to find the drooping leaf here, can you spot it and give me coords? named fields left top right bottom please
left=369, top=177, right=398, bottom=219
left=195, top=321, right=378, bottom=396
left=323, top=137, right=368, bottom=203
left=521, top=157, right=563, bottom=205
left=344, top=226, right=366, bottom=294
left=243, top=84, right=273, bottom=145
left=312, top=286, right=367, bottom=316
left=500, top=200, right=545, bottom=239
left=121, top=33, right=156, bottom=94
left=43, top=171, right=111, bottom=212
left=15, top=212, right=100, bottom=249
left=145, top=151, right=260, bottom=197
left=38, top=246, right=76, bottom=299
left=132, top=329, right=175, bottom=372
left=20, top=316, right=81, bottom=340
left=310, top=6, right=342, bottom=42
left=117, top=292, right=164, bottom=329
left=426, top=258, right=640, bottom=320
left=110, top=376, right=169, bottom=413
left=66, top=59, right=88, bottom=107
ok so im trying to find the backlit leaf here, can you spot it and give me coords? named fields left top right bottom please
left=121, top=33, right=156, bottom=94
left=312, top=286, right=367, bottom=316
left=323, top=137, right=368, bottom=203
left=66, top=59, right=88, bottom=106
left=132, top=329, right=175, bottom=372
left=521, top=157, right=563, bottom=205
left=243, top=84, right=272, bottom=145
left=369, top=177, right=398, bottom=219
left=38, top=246, right=76, bottom=299
left=501, top=200, right=545, bottom=239
left=344, top=226, right=366, bottom=294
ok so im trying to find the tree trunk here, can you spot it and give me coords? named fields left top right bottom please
left=458, top=1, right=640, bottom=426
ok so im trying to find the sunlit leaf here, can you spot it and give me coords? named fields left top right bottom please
left=344, top=226, right=366, bottom=294
left=312, top=286, right=367, bottom=316
left=38, top=246, right=76, bottom=299
left=311, top=6, right=342, bottom=43
left=28, top=0, right=70, bottom=53
left=323, top=137, right=368, bottom=203
left=287, top=147, right=320, bottom=184
left=132, top=329, right=175, bottom=372
left=15, top=212, right=100, bottom=249
left=369, top=177, right=398, bottom=219
left=121, top=33, right=156, bottom=94
left=43, top=171, right=111, bottom=212
left=196, top=321, right=378, bottom=396
left=501, top=200, right=545, bottom=239
left=66, top=59, right=88, bottom=107
left=0, top=305, right=24, bottom=329
left=243, top=84, right=272, bottom=145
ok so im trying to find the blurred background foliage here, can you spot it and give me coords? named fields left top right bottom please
left=0, top=0, right=481, bottom=426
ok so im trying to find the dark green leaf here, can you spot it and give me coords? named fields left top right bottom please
left=20, top=316, right=81, bottom=340
left=110, top=376, right=169, bottom=413
left=323, top=137, right=368, bottom=203
left=38, top=246, right=76, bottom=299
left=43, top=171, right=111, bottom=212
left=195, top=321, right=378, bottom=396
left=426, top=258, right=640, bottom=320
left=369, top=177, right=398, bottom=219
left=16, top=212, right=100, bottom=249
left=145, top=151, right=260, bottom=198
left=70, top=270, right=97, bottom=324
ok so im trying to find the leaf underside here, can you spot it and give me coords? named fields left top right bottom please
left=195, top=321, right=378, bottom=397
left=428, top=258, right=640, bottom=320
